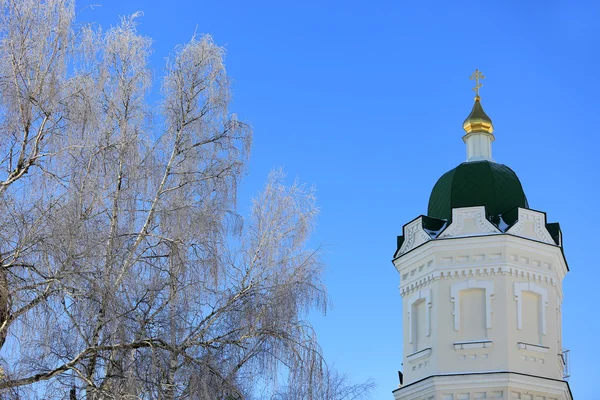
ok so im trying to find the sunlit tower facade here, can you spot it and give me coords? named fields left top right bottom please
left=392, top=71, right=572, bottom=400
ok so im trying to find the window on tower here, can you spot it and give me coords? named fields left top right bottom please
left=407, top=289, right=431, bottom=356
left=412, top=299, right=427, bottom=352
left=521, top=291, right=543, bottom=345
left=450, top=279, right=495, bottom=345
left=514, top=282, right=548, bottom=347
left=459, top=288, right=487, bottom=340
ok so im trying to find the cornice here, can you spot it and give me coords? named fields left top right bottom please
left=394, top=234, right=568, bottom=281
left=393, top=371, right=572, bottom=400
left=400, top=264, right=562, bottom=299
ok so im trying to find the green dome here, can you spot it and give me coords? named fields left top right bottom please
left=428, top=160, right=529, bottom=221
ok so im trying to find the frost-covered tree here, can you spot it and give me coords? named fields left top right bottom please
left=0, top=0, right=372, bottom=399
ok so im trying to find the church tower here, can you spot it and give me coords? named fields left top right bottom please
left=392, top=71, right=572, bottom=400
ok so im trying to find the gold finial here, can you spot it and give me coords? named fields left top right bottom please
left=463, top=69, right=494, bottom=134
left=470, top=69, right=485, bottom=99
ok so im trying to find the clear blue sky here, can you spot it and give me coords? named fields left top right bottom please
left=80, top=1, right=599, bottom=398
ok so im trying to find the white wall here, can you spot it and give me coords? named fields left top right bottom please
left=393, top=207, right=570, bottom=399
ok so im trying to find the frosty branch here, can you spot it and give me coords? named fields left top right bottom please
left=0, top=1, right=372, bottom=399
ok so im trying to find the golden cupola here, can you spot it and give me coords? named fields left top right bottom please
left=463, top=95, right=494, bottom=134
left=462, top=69, right=495, bottom=162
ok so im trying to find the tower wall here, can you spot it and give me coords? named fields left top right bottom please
left=393, top=207, right=571, bottom=400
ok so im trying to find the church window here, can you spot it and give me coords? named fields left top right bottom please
left=450, top=280, right=495, bottom=337
left=412, top=299, right=427, bottom=352
left=407, top=289, right=431, bottom=353
left=514, top=282, right=548, bottom=345
left=459, top=288, right=487, bottom=340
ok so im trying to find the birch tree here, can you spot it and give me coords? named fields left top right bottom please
left=0, top=0, right=372, bottom=399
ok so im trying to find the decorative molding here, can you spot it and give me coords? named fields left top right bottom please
left=400, top=217, right=431, bottom=254
left=407, top=347, right=432, bottom=363
left=407, top=289, right=432, bottom=344
left=401, top=273, right=435, bottom=296
left=400, top=264, right=557, bottom=297
left=450, top=279, right=495, bottom=331
left=395, top=229, right=569, bottom=294
left=507, top=208, right=555, bottom=245
left=393, top=372, right=571, bottom=400
left=517, top=342, right=549, bottom=354
left=520, top=354, right=546, bottom=364
left=457, top=353, right=489, bottom=361
left=439, top=206, right=499, bottom=238
left=454, top=340, right=493, bottom=350
left=514, top=281, right=548, bottom=334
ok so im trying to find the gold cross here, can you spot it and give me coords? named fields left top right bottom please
left=470, top=69, right=485, bottom=97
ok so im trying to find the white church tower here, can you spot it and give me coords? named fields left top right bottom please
left=392, top=70, right=572, bottom=400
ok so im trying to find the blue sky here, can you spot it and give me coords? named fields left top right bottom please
left=80, top=1, right=599, bottom=398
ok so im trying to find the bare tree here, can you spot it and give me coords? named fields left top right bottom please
left=272, top=363, right=376, bottom=400
left=0, top=1, right=372, bottom=399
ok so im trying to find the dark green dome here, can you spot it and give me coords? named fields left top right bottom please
left=428, top=160, right=529, bottom=221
